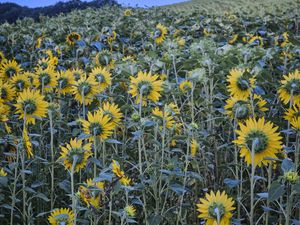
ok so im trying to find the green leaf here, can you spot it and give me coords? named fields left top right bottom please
left=268, top=182, right=285, bottom=202
left=281, top=158, right=295, bottom=172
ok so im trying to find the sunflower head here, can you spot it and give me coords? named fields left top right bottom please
left=124, top=205, right=136, bottom=217
left=234, top=117, right=282, bottom=167
left=11, top=73, right=30, bottom=92
left=56, top=71, right=75, bottom=95
left=66, top=32, right=81, bottom=45
left=278, top=70, right=300, bottom=106
left=48, top=208, right=75, bottom=225
left=0, top=59, right=22, bottom=80
left=100, top=102, right=123, bottom=126
left=225, top=97, right=250, bottom=120
left=0, top=167, right=7, bottom=177
left=34, top=67, right=57, bottom=92
left=248, top=36, right=264, bottom=47
left=94, top=50, right=114, bottom=69
left=154, top=23, right=168, bottom=44
left=191, top=139, right=199, bottom=157
left=196, top=190, right=235, bottom=224
left=179, top=80, right=193, bottom=93
left=72, top=76, right=97, bottom=105
left=0, top=80, right=16, bottom=103
left=283, top=171, right=299, bottom=183
left=89, top=67, right=112, bottom=91
left=152, top=107, right=175, bottom=129
left=124, top=9, right=132, bottom=16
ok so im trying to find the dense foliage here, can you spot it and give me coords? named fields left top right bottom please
left=0, top=2, right=300, bottom=225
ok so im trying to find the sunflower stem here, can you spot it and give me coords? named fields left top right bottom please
left=81, top=87, right=86, bottom=119
left=71, top=156, right=78, bottom=225
left=49, top=109, right=55, bottom=210
left=21, top=112, right=27, bottom=224
left=265, top=163, right=272, bottom=225
left=10, top=144, right=20, bottom=225
left=296, top=132, right=299, bottom=171
left=250, top=143, right=256, bottom=225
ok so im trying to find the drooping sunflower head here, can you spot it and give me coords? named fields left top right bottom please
left=56, top=70, right=75, bottom=95
left=48, top=208, right=75, bottom=225
left=248, top=35, right=264, bottom=47
left=37, top=57, right=56, bottom=70
left=11, top=73, right=30, bottom=92
left=165, top=102, right=180, bottom=115
left=66, top=32, right=81, bottom=45
left=0, top=59, right=22, bottom=80
left=99, top=102, right=123, bottom=126
left=111, top=160, right=131, bottom=186
left=128, top=71, right=163, bottom=106
left=284, top=105, right=300, bottom=122
left=94, top=50, right=114, bottom=69
left=225, top=96, right=250, bottom=120
left=234, top=117, right=282, bottom=167
left=59, top=138, right=92, bottom=173
left=81, top=110, right=115, bottom=141
left=154, top=23, right=168, bottom=44
left=228, top=34, right=238, bottom=45
left=34, top=67, right=57, bottom=92
left=227, top=68, right=256, bottom=98
left=0, top=80, right=16, bottom=103
left=69, top=68, right=85, bottom=81
left=89, top=67, right=112, bottom=91
left=179, top=80, right=193, bottom=93
left=15, top=88, right=49, bottom=125
left=191, top=139, right=199, bottom=157
left=278, top=70, right=300, bottom=106
left=152, top=107, right=175, bottom=129
left=72, top=76, right=97, bottom=105
left=196, top=190, right=235, bottom=224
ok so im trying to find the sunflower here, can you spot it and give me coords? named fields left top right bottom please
left=0, top=103, right=10, bottom=122
left=86, top=178, right=104, bottom=190
left=23, top=127, right=33, bottom=158
left=124, top=9, right=132, bottom=16
left=233, top=117, right=282, bottom=167
left=59, top=138, right=92, bottom=172
left=94, top=50, right=115, bottom=69
left=278, top=70, right=300, bottom=106
left=99, top=102, right=123, bottom=126
left=179, top=80, right=193, bottom=93
left=66, top=32, right=81, bottom=45
left=128, top=71, right=163, bottom=106
left=165, top=102, right=180, bottom=115
left=107, top=31, right=117, bottom=44
left=69, top=68, right=85, bottom=81
left=154, top=23, right=168, bottom=44
left=89, top=67, right=112, bottom=91
left=177, top=37, right=186, bottom=46
left=152, top=107, right=175, bottom=129
left=191, top=139, right=199, bottom=157
left=0, top=51, right=5, bottom=64
left=0, top=167, right=7, bottom=177
left=0, top=59, right=22, bottom=80
left=284, top=105, right=300, bottom=122
left=34, top=67, right=57, bottom=93
left=275, top=32, right=289, bottom=47
left=72, top=76, right=97, bottom=105
left=291, top=117, right=300, bottom=130
left=248, top=36, right=264, bottom=47
left=37, top=57, right=56, bottom=70
left=196, top=190, right=235, bottom=225
left=15, top=88, right=49, bottom=125
left=0, top=80, right=16, bottom=103
left=56, top=70, right=75, bottom=95
left=227, top=68, right=256, bottom=98
left=81, top=110, right=115, bottom=141
left=111, top=160, right=131, bottom=186
left=11, top=73, right=30, bottom=92
left=48, top=208, right=75, bottom=225
left=124, top=205, right=136, bottom=217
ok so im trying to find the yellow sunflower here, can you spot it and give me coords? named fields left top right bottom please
left=152, top=107, right=175, bottom=129
left=179, top=80, right=193, bottom=93
left=284, top=105, right=300, bottom=122
left=0, top=167, right=7, bottom=177
left=15, top=88, right=49, bottom=125
left=33, top=67, right=57, bottom=93
left=0, top=80, right=16, bottom=103
left=111, top=160, right=131, bottom=186
left=233, top=117, right=282, bottom=167
left=124, top=205, right=136, bottom=217
left=59, top=138, right=92, bottom=172
left=94, top=50, right=115, bottom=69
left=0, top=51, right=5, bottom=64
left=196, top=190, right=235, bottom=225
left=81, top=110, right=115, bottom=141
left=48, top=208, right=75, bottom=225
left=154, top=23, right=168, bottom=44
left=278, top=70, right=300, bottom=106
left=68, top=68, right=85, bottom=81
left=227, top=68, right=256, bottom=98
left=165, top=102, right=180, bottom=115
left=228, top=34, right=238, bottom=45
left=248, top=36, right=264, bottom=47
left=191, top=139, right=199, bottom=157
left=291, top=117, right=300, bottom=130
left=99, top=102, right=123, bottom=126
left=23, top=127, right=33, bottom=158
left=128, top=71, right=163, bottom=106
left=72, top=76, right=97, bottom=105
left=89, top=67, right=112, bottom=91
left=56, top=70, right=75, bottom=95
left=0, top=59, right=22, bottom=80
left=275, top=32, right=289, bottom=47
left=124, top=9, right=132, bottom=16
left=11, top=73, right=30, bottom=92
left=86, top=178, right=104, bottom=190
left=0, top=103, right=10, bottom=122
left=66, top=32, right=81, bottom=45
left=37, top=57, right=56, bottom=70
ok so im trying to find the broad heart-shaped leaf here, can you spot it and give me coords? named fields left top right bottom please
left=147, top=214, right=163, bottom=225
left=223, top=178, right=241, bottom=188
left=268, top=182, right=285, bottom=202
left=281, top=158, right=295, bottom=172
left=294, top=181, right=300, bottom=193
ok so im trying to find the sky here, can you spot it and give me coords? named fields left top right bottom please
left=0, top=0, right=187, bottom=8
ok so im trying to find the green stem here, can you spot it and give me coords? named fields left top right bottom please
left=49, top=110, right=55, bottom=210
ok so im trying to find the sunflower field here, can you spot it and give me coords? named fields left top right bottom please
left=0, top=1, right=300, bottom=224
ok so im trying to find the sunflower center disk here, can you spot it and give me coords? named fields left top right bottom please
left=245, top=130, right=269, bottom=153
left=23, top=100, right=37, bottom=114
left=233, top=101, right=250, bottom=119
left=89, top=123, right=103, bottom=136
left=39, top=73, right=51, bottom=86
left=54, top=213, right=70, bottom=224
left=208, top=202, right=225, bottom=219
left=237, top=77, right=250, bottom=91
left=96, top=74, right=105, bottom=83
left=78, top=82, right=91, bottom=95
left=58, top=78, right=68, bottom=89
left=0, top=88, right=7, bottom=99
left=285, top=78, right=300, bottom=95
left=5, top=68, right=16, bottom=78
left=138, top=81, right=152, bottom=96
